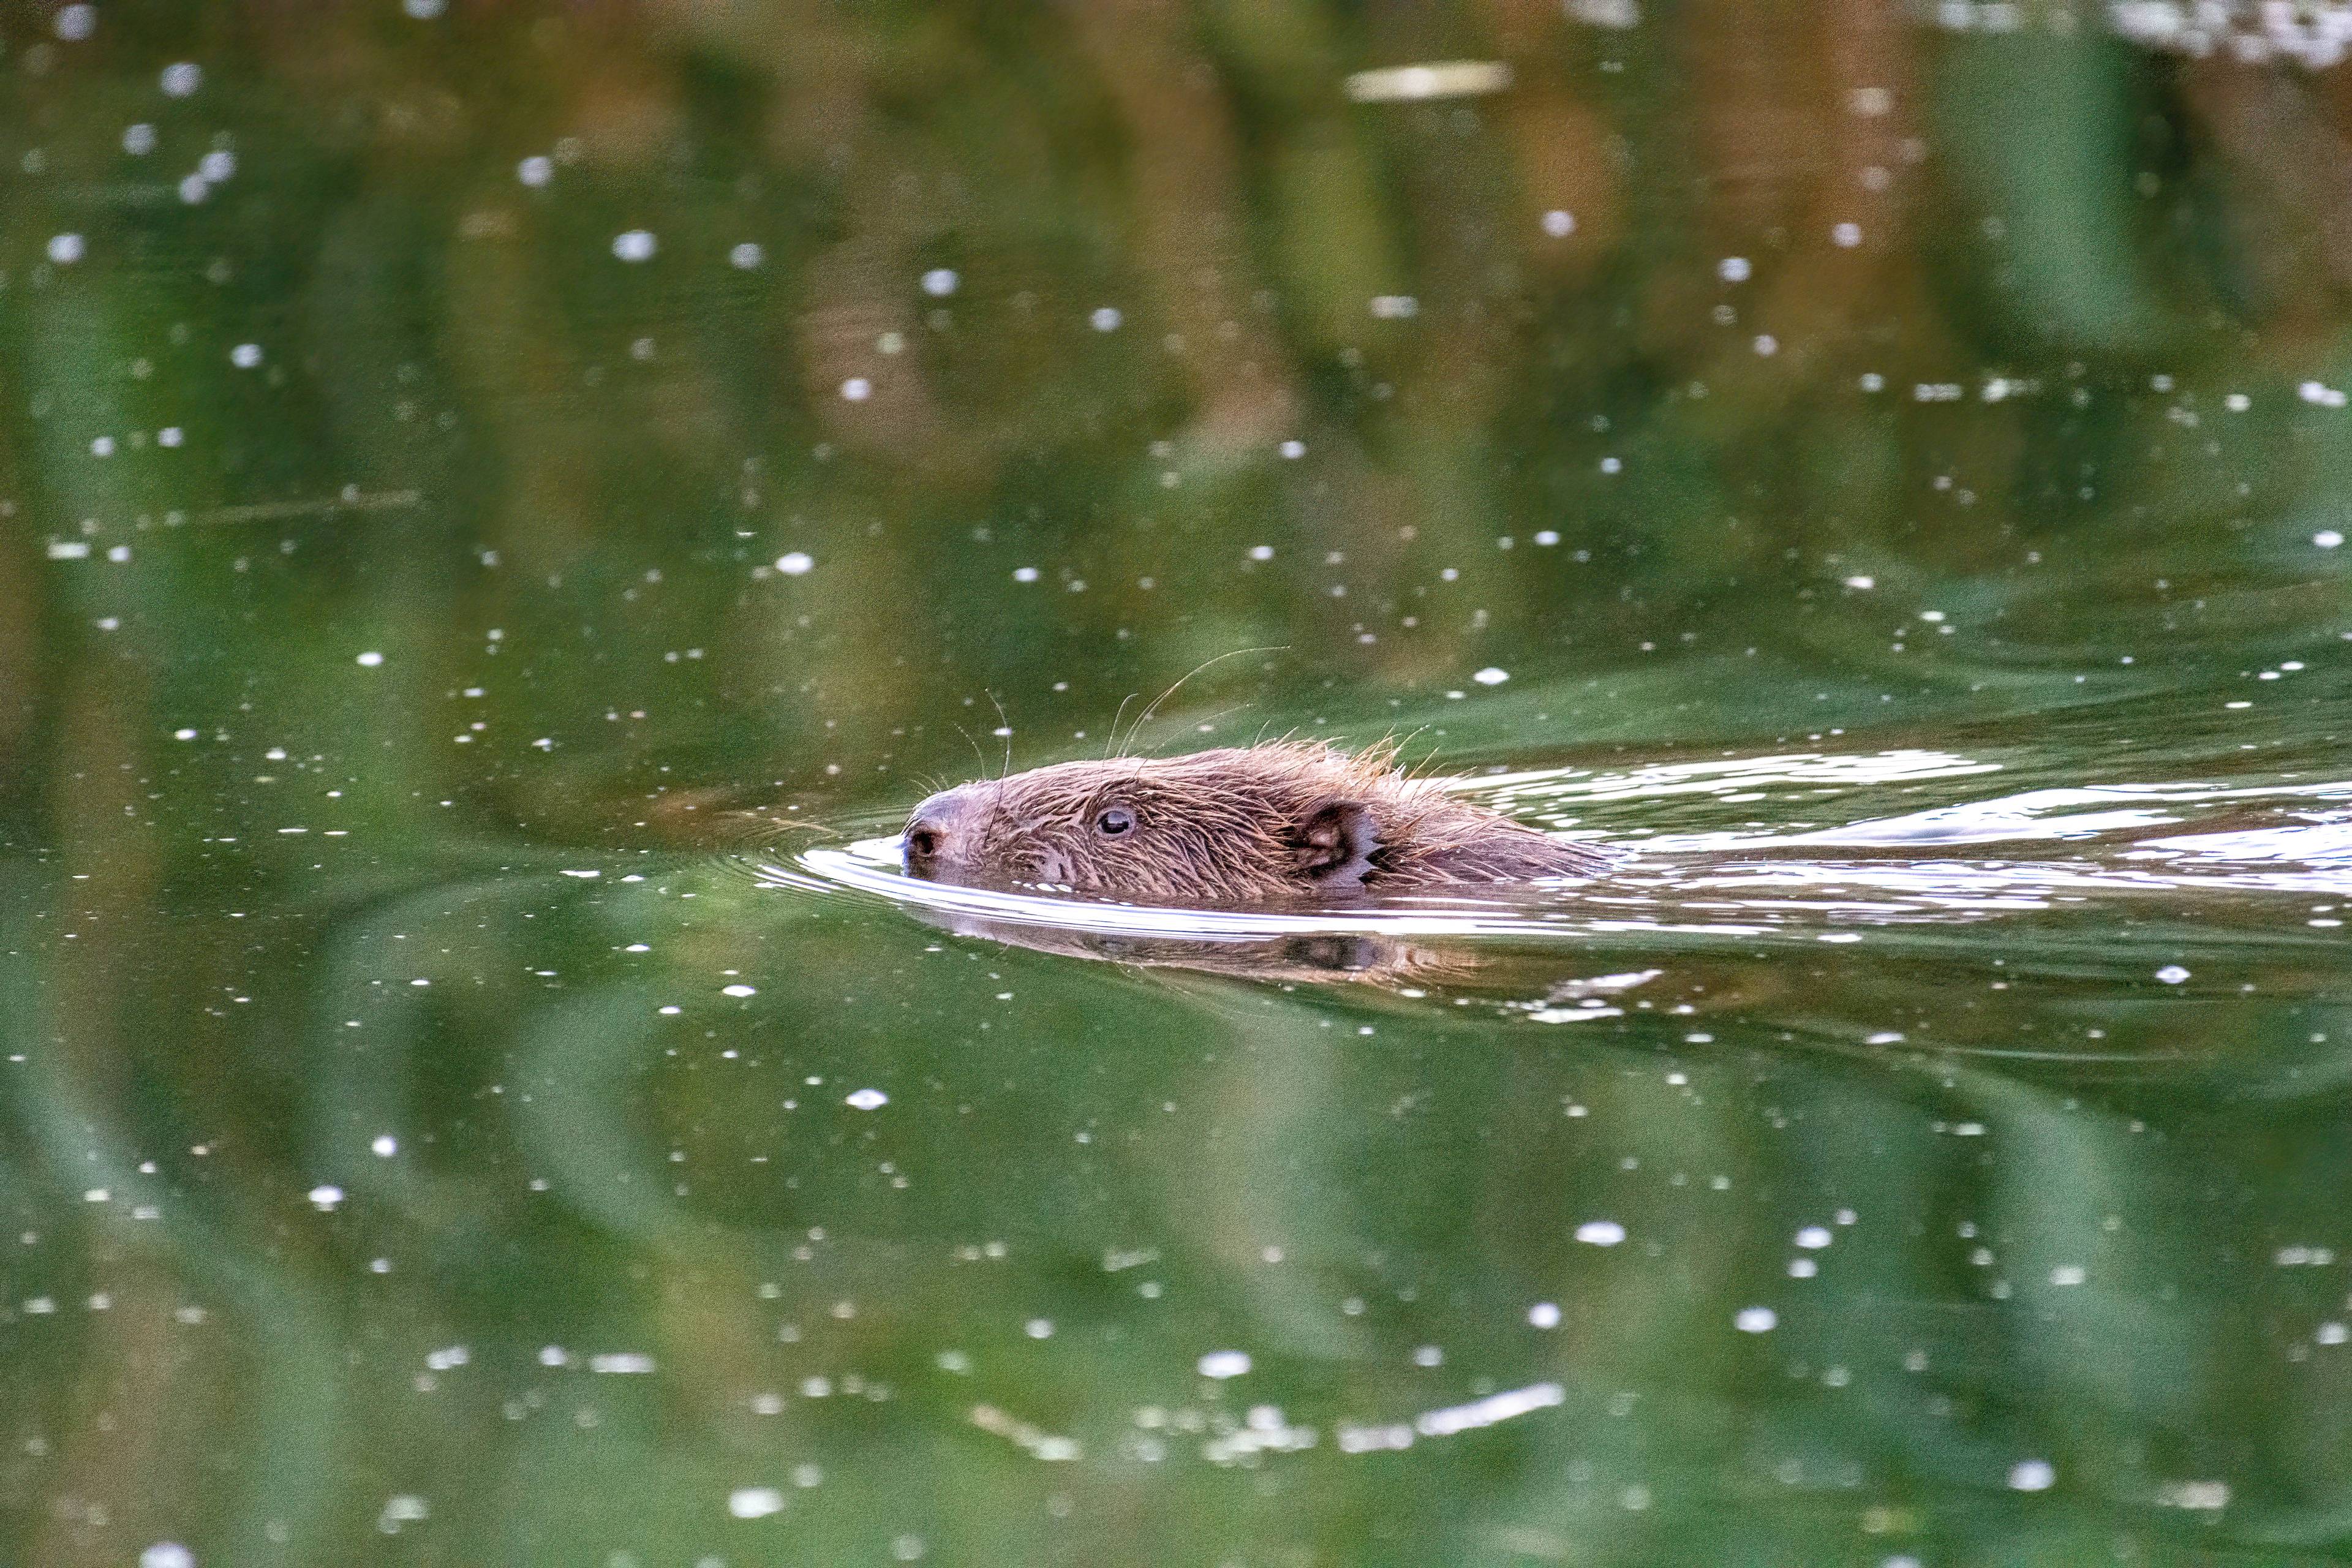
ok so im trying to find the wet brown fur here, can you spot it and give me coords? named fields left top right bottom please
left=903, top=739, right=1610, bottom=904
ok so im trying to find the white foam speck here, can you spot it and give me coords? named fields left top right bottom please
left=47, top=233, right=85, bottom=266
left=355, top=650, right=384, bottom=667
left=922, top=268, right=959, bottom=296
left=1090, top=306, right=1123, bottom=331
left=1734, top=1306, right=1777, bottom=1333
left=160, top=62, right=203, bottom=98
left=612, top=230, right=657, bottom=263
left=230, top=344, right=262, bottom=369
left=775, top=551, right=813, bottom=576
left=2008, top=1458, right=2056, bottom=1491
left=138, top=1547, right=194, bottom=1568
left=845, top=1088, right=888, bottom=1110
left=730, top=242, right=765, bottom=270
left=1575, top=1220, right=1626, bottom=1246
left=728, top=1488, right=785, bottom=1520
left=1542, top=209, right=1575, bottom=237
left=1471, top=666, right=1510, bottom=686
left=518, top=156, right=552, bottom=187
left=1197, top=1349, right=1251, bottom=1379
left=307, top=1185, right=345, bottom=1212
left=1415, top=1381, right=1564, bottom=1437
left=2155, top=965, right=2190, bottom=984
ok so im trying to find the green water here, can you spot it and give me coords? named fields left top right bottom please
left=6, top=4, right=2352, bottom=1564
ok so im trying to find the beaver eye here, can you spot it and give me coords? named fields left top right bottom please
left=1094, top=805, right=1136, bottom=837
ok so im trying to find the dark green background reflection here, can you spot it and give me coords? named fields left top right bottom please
left=2, top=2, right=2351, bottom=1564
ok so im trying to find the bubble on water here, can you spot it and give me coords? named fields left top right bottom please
left=839, top=377, right=871, bottom=402
left=56, top=5, right=97, bottom=40
left=729, top=242, right=764, bottom=270
left=230, top=343, right=262, bottom=368
left=1844, top=575, right=1876, bottom=590
left=892, top=1538, right=925, bottom=1562
left=2155, top=965, right=2190, bottom=984
left=355, top=650, right=384, bottom=667
left=1753, top=334, right=1779, bottom=356
left=371, top=1136, right=398, bottom=1157
left=308, top=1185, right=345, bottom=1211
left=1528, top=1301, right=1561, bottom=1328
left=91, top=436, right=114, bottom=457
left=1090, top=306, right=1123, bottom=331
left=845, top=1088, right=888, bottom=1110
left=1734, top=1306, right=1778, bottom=1333
left=404, top=0, right=448, bottom=17
left=124, top=123, right=157, bottom=155
left=728, top=1488, right=785, bottom=1520
left=611, top=229, right=657, bottom=262
left=1717, top=256, right=1751, bottom=282
left=160, top=62, right=203, bottom=97
left=199, top=150, right=236, bottom=182
left=1278, top=439, right=1305, bottom=459
left=775, top=552, right=813, bottom=576
left=1795, top=1226, right=1832, bottom=1249
left=1542, top=209, right=1575, bottom=237
left=159, top=427, right=184, bottom=447
left=517, top=156, right=552, bottom=187
left=1534, top=530, right=1560, bottom=546
left=138, top=1547, right=194, bottom=1568
left=2316, top=530, right=2344, bottom=549
left=1471, top=666, right=1510, bottom=686
left=1575, top=1219, right=1626, bottom=1245
left=1832, top=222, right=1863, bottom=247
left=47, top=233, right=85, bottom=265
left=1198, top=1349, right=1251, bottom=1378
left=174, top=728, right=198, bottom=741
left=921, top=268, right=959, bottom=296
left=1012, top=566, right=1040, bottom=582
left=2008, top=1458, right=2056, bottom=1491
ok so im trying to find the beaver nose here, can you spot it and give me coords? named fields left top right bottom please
left=903, top=786, right=981, bottom=879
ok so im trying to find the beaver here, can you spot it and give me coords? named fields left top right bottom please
left=900, top=739, right=1611, bottom=904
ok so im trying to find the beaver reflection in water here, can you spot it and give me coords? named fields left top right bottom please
left=902, top=739, right=1610, bottom=904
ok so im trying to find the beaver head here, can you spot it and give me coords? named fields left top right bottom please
left=901, top=740, right=1608, bottom=904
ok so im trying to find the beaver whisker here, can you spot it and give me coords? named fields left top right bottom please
left=1115, top=646, right=1284, bottom=760
left=984, top=691, right=1014, bottom=780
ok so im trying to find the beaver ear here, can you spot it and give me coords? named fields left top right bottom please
left=1293, top=801, right=1383, bottom=887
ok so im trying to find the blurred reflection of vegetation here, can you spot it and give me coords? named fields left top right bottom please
left=6, top=1, right=2352, bottom=1562
left=9, top=847, right=2352, bottom=1561
left=7, top=2, right=2352, bottom=834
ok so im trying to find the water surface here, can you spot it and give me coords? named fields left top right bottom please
left=4, top=4, right=2352, bottom=1564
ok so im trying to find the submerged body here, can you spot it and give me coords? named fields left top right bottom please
left=901, top=741, right=1610, bottom=905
